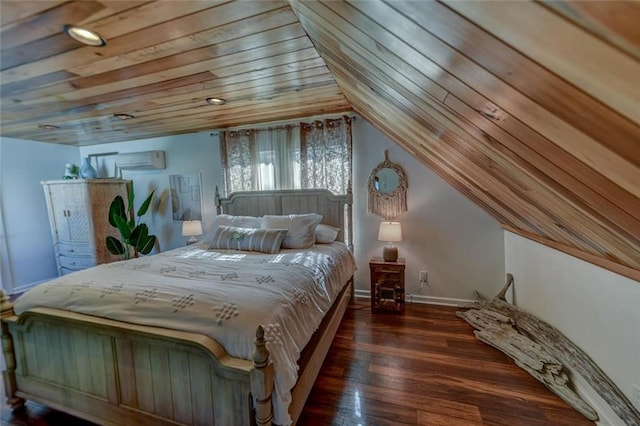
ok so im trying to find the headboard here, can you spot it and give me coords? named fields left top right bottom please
left=215, top=188, right=353, bottom=248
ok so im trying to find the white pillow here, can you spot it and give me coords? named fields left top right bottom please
left=315, top=224, right=340, bottom=244
left=211, top=214, right=261, bottom=229
left=261, top=213, right=322, bottom=249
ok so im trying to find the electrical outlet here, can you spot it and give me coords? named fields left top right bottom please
left=633, top=384, right=640, bottom=411
left=419, top=270, right=427, bottom=282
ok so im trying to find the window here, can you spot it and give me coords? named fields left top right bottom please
left=221, top=116, right=352, bottom=195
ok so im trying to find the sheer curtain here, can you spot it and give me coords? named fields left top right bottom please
left=253, top=126, right=299, bottom=190
left=221, top=126, right=299, bottom=193
left=300, top=116, right=352, bottom=195
left=220, top=116, right=352, bottom=195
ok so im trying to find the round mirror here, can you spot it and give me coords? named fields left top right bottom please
left=368, top=151, right=408, bottom=220
left=374, top=168, right=399, bottom=194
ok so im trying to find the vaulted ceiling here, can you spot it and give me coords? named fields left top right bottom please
left=1, top=1, right=638, bottom=281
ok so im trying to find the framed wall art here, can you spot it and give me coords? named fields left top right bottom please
left=169, top=173, right=203, bottom=221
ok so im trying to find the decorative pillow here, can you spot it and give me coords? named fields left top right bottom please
left=261, top=213, right=323, bottom=249
left=209, top=226, right=287, bottom=254
left=315, top=224, right=340, bottom=244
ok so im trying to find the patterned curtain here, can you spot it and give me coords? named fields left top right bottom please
left=220, top=129, right=255, bottom=194
left=221, top=126, right=299, bottom=194
left=300, top=116, right=352, bottom=195
left=221, top=117, right=352, bottom=195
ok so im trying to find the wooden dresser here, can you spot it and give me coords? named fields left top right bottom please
left=42, top=179, right=129, bottom=276
left=369, top=257, right=405, bottom=313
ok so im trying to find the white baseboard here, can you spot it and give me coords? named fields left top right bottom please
left=354, top=289, right=474, bottom=307
left=10, top=279, right=49, bottom=295
left=354, top=289, right=371, bottom=300
left=406, top=293, right=475, bottom=307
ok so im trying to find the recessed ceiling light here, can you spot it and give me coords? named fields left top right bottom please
left=39, top=124, right=60, bottom=130
left=206, top=97, right=227, bottom=105
left=63, top=24, right=107, bottom=47
left=113, top=113, right=135, bottom=120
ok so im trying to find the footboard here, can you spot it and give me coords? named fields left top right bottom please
left=0, top=291, right=273, bottom=426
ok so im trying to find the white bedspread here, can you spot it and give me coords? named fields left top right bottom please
left=14, top=242, right=356, bottom=425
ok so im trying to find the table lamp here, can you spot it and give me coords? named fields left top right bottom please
left=378, top=221, right=402, bottom=262
left=182, top=220, right=203, bottom=245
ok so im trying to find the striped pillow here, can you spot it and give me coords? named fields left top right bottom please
left=209, top=226, right=287, bottom=254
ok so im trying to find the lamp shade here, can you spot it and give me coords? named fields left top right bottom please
left=182, top=220, right=203, bottom=237
left=378, top=222, right=402, bottom=242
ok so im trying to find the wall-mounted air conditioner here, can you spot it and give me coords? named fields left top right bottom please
left=116, top=151, right=166, bottom=170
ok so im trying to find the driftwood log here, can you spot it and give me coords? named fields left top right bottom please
left=457, top=274, right=640, bottom=425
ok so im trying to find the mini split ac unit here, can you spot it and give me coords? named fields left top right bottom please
left=116, top=151, right=166, bottom=170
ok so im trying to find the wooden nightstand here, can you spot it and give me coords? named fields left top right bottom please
left=369, top=257, right=405, bottom=313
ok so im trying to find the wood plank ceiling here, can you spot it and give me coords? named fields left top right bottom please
left=0, top=0, right=351, bottom=144
left=1, top=1, right=639, bottom=281
left=290, top=0, right=640, bottom=282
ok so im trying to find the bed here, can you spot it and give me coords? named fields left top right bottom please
left=0, top=189, right=355, bottom=425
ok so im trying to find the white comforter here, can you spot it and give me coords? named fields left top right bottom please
left=15, top=242, right=356, bottom=425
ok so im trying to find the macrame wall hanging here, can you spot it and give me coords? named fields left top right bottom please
left=368, top=151, right=408, bottom=220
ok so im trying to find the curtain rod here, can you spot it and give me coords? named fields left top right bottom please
left=210, top=115, right=356, bottom=137
left=210, top=125, right=297, bottom=137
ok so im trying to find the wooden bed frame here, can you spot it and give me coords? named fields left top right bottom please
left=1, top=189, right=353, bottom=425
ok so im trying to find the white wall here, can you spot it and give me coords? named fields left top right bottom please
left=0, top=137, right=79, bottom=293
left=80, top=131, right=223, bottom=252
left=352, top=117, right=505, bottom=303
left=505, top=231, right=640, bottom=423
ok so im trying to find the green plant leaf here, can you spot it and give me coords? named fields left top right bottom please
left=127, top=185, right=135, bottom=215
left=106, top=236, right=125, bottom=255
left=137, top=190, right=155, bottom=217
left=107, top=186, right=158, bottom=259
left=137, top=235, right=156, bottom=255
left=108, top=196, right=126, bottom=227
left=130, top=223, right=149, bottom=249
left=113, top=214, right=131, bottom=241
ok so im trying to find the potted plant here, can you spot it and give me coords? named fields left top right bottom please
left=106, top=186, right=157, bottom=260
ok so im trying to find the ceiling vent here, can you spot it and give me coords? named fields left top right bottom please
left=116, top=151, right=166, bottom=170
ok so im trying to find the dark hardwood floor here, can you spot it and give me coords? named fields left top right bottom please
left=1, top=300, right=593, bottom=425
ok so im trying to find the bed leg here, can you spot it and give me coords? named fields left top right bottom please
left=251, top=325, right=274, bottom=426
left=0, top=290, right=25, bottom=410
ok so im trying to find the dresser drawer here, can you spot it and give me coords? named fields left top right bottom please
left=61, top=267, right=80, bottom=276
left=373, top=268, right=402, bottom=283
left=59, top=255, right=96, bottom=270
left=58, top=242, right=93, bottom=257
left=371, top=264, right=404, bottom=274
